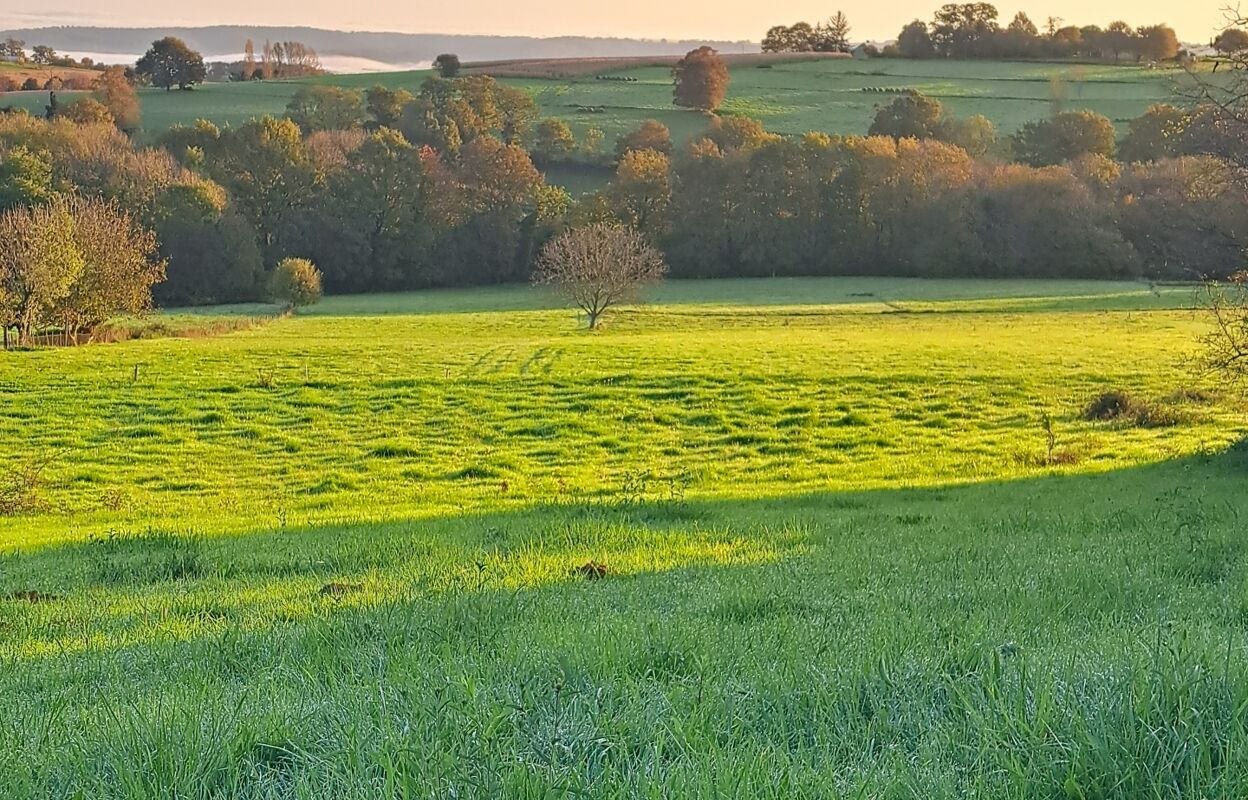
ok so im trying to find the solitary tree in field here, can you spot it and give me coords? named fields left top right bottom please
left=270, top=257, right=323, bottom=310
left=433, top=53, right=461, bottom=78
left=533, top=223, right=666, bottom=330
left=673, top=47, right=729, bottom=113
left=136, top=37, right=206, bottom=90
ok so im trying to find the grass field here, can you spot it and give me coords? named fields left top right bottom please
left=0, top=57, right=1202, bottom=146
left=0, top=60, right=100, bottom=88
left=3, top=277, right=1248, bottom=797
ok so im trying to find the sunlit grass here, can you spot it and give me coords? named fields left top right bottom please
left=1, top=277, right=1246, bottom=797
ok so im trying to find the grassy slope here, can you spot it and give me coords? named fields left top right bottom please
left=0, top=58, right=1193, bottom=144
left=2, top=278, right=1247, bottom=796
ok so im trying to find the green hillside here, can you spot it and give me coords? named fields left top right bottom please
left=4, top=278, right=1248, bottom=795
left=1, top=58, right=1199, bottom=145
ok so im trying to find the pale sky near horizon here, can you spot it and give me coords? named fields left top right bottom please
left=0, top=0, right=1232, bottom=45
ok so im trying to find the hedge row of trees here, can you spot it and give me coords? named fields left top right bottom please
left=571, top=109, right=1242, bottom=282
left=892, top=5, right=1180, bottom=62
left=762, top=13, right=853, bottom=53
left=1, top=38, right=108, bottom=70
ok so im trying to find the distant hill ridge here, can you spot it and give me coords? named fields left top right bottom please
left=0, top=25, right=760, bottom=65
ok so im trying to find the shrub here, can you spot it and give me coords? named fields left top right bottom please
left=269, top=257, right=323, bottom=309
left=1082, top=390, right=1184, bottom=428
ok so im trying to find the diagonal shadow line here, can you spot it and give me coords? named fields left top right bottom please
left=0, top=444, right=1241, bottom=665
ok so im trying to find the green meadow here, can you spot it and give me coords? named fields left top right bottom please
left=2, top=57, right=1195, bottom=143
left=3, top=278, right=1248, bottom=797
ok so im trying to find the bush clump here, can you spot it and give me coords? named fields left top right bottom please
left=270, top=258, right=323, bottom=310
left=1082, top=390, right=1184, bottom=428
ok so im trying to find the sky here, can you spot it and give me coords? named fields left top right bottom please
left=0, top=0, right=1232, bottom=44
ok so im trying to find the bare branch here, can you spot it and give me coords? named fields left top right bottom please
left=533, top=223, right=667, bottom=329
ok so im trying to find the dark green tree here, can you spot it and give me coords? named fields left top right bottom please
left=136, top=37, right=207, bottom=90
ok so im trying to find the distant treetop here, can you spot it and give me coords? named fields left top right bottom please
left=136, top=37, right=206, bottom=90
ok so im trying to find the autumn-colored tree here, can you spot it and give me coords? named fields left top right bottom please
left=582, top=128, right=604, bottom=155
left=136, top=37, right=206, bottom=90
left=1134, top=24, right=1179, bottom=62
left=1011, top=110, right=1116, bottom=166
left=365, top=85, right=415, bottom=129
left=533, top=223, right=666, bottom=329
left=92, top=66, right=140, bottom=131
left=944, top=114, right=997, bottom=157
left=60, top=98, right=115, bottom=126
left=673, top=47, right=729, bottom=113
left=242, top=38, right=257, bottom=79
left=707, top=115, right=779, bottom=152
left=532, top=118, right=576, bottom=163
left=609, top=148, right=672, bottom=234
left=1118, top=104, right=1190, bottom=163
left=495, top=84, right=539, bottom=144
left=1115, top=157, right=1245, bottom=281
left=869, top=93, right=948, bottom=140
left=0, top=199, right=82, bottom=344
left=59, top=197, right=165, bottom=338
left=615, top=120, right=672, bottom=161
left=286, top=86, right=367, bottom=133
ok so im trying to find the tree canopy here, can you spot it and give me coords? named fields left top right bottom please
left=673, top=47, right=730, bottom=113
left=136, top=37, right=206, bottom=90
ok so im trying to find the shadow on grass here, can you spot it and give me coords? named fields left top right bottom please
left=1, top=443, right=1244, bottom=662
left=1, top=448, right=1247, bottom=798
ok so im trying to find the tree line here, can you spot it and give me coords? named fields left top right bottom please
left=890, top=5, right=1180, bottom=62
left=762, top=13, right=853, bottom=53
left=1, top=46, right=1245, bottom=338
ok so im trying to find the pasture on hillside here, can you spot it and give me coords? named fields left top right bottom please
left=3, top=278, right=1248, bottom=796
left=0, top=57, right=1199, bottom=144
